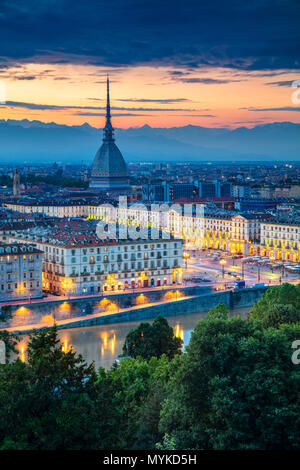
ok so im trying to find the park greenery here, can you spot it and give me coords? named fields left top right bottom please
left=0, top=172, right=88, bottom=189
left=122, top=315, right=182, bottom=360
left=0, top=282, right=299, bottom=450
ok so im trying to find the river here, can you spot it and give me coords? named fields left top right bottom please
left=17, top=307, right=251, bottom=369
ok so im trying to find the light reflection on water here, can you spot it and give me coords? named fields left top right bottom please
left=18, top=307, right=250, bottom=369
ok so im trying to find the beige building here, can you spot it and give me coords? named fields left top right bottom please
left=5, top=199, right=300, bottom=262
left=260, top=221, right=300, bottom=262
left=0, top=243, right=43, bottom=302
left=9, top=231, right=183, bottom=295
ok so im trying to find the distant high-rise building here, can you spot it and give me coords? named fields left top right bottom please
left=90, top=78, right=129, bottom=192
left=142, top=182, right=197, bottom=202
left=13, top=169, right=20, bottom=196
left=197, top=180, right=232, bottom=198
left=220, top=182, right=232, bottom=197
left=198, top=181, right=218, bottom=197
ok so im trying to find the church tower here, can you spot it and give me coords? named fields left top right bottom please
left=13, top=169, right=20, bottom=197
left=89, top=78, right=130, bottom=192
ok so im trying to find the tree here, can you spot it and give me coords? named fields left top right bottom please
left=0, top=304, right=18, bottom=362
left=0, top=305, right=13, bottom=323
left=0, top=326, right=119, bottom=449
left=98, top=354, right=170, bottom=449
left=0, top=330, right=18, bottom=362
left=159, top=315, right=300, bottom=450
left=208, top=303, right=228, bottom=320
left=260, top=303, right=300, bottom=328
left=250, top=283, right=300, bottom=323
left=123, top=315, right=182, bottom=360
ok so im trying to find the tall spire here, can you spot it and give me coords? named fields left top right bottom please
left=103, top=75, right=114, bottom=142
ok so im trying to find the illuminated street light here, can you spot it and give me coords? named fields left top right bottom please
left=220, top=258, right=226, bottom=278
left=183, top=252, right=190, bottom=269
left=62, top=278, right=73, bottom=299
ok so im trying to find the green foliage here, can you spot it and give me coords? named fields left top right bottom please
left=1, top=287, right=300, bottom=450
left=159, top=315, right=300, bottom=450
left=156, top=433, right=177, bottom=450
left=123, top=315, right=182, bottom=360
left=261, top=304, right=300, bottom=328
left=23, top=172, right=88, bottom=189
left=97, top=355, right=170, bottom=449
left=0, top=305, right=13, bottom=323
left=208, top=303, right=228, bottom=320
left=0, top=175, right=13, bottom=187
left=250, top=283, right=300, bottom=326
left=0, top=330, right=18, bottom=362
left=0, top=326, right=120, bottom=450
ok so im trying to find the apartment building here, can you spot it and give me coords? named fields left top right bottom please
left=260, top=221, right=300, bottom=262
left=7, top=198, right=300, bottom=261
left=9, top=230, right=183, bottom=295
left=0, top=243, right=43, bottom=302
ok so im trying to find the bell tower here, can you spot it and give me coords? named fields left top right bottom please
left=13, top=169, right=20, bottom=197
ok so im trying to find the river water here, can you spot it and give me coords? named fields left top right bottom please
left=17, top=307, right=251, bottom=369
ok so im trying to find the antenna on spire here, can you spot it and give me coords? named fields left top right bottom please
left=106, top=75, right=111, bottom=120
left=103, top=74, right=114, bottom=141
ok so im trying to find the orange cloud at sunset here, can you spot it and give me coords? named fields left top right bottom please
left=0, top=63, right=299, bottom=129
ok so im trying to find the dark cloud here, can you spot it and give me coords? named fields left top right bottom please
left=88, top=97, right=191, bottom=103
left=265, top=80, right=294, bottom=87
left=171, top=77, right=241, bottom=84
left=116, top=98, right=191, bottom=103
left=13, top=75, right=36, bottom=80
left=74, top=112, right=153, bottom=116
left=167, top=114, right=216, bottom=117
left=243, top=106, right=300, bottom=112
left=1, top=100, right=197, bottom=112
left=0, top=1, right=299, bottom=71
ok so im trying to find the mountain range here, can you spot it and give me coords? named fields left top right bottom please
left=0, top=119, right=299, bottom=164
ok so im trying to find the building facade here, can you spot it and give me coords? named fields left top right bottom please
left=8, top=232, right=182, bottom=295
left=260, top=222, right=300, bottom=262
left=5, top=199, right=300, bottom=262
left=0, top=243, right=43, bottom=302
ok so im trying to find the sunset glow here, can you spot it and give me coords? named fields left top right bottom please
left=0, top=64, right=299, bottom=129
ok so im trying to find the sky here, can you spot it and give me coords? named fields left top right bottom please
left=0, top=0, right=299, bottom=129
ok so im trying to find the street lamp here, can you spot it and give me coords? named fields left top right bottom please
left=183, top=252, right=190, bottom=269
left=257, top=264, right=261, bottom=282
left=220, top=258, right=226, bottom=278
left=281, top=263, right=285, bottom=281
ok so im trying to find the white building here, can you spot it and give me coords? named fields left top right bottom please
left=260, top=221, right=300, bottom=262
left=0, top=243, right=43, bottom=302
left=7, top=199, right=299, bottom=260
left=9, top=231, right=183, bottom=296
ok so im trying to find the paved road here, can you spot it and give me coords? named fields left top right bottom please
left=0, top=282, right=200, bottom=308
left=185, top=252, right=300, bottom=286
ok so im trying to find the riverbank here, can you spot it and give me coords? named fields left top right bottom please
left=2, top=285, right=268, bottom=334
